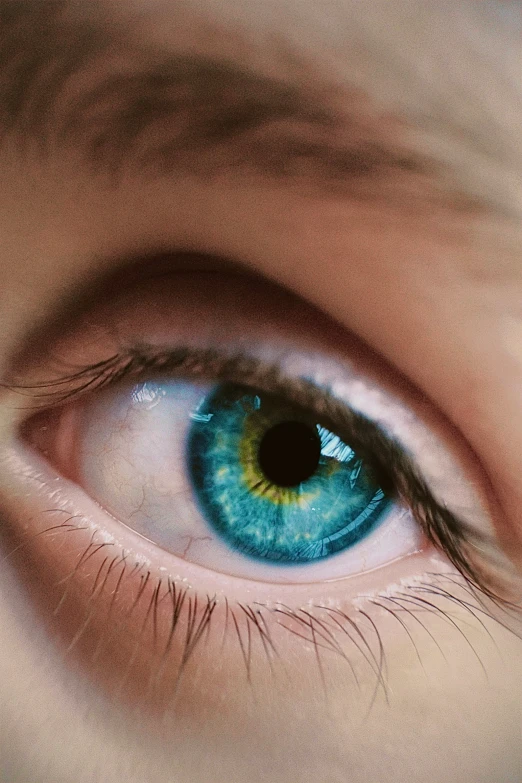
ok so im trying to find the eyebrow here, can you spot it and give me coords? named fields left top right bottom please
left=0, top=0, right=443, bottom=198
left=0, top=0, right=520, bottom=222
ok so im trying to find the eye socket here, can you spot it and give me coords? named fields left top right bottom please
left=13, top=271, right=500, bottom=594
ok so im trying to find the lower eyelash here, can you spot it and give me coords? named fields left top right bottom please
left=5, top=512, right=522, bottom=716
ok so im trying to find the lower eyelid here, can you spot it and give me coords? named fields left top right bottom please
left=0, top=438, right=455, bottom=713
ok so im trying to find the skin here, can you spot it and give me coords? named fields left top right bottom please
left=0, top=1, right=521, bottom=781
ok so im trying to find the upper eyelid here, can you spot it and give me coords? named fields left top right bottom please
left=8, top=342, right=498, bottom=599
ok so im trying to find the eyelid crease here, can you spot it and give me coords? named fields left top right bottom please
left=9, top=342, right=507, bottom=602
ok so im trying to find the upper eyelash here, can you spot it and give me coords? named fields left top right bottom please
left=4, top=343, right=505, bottom=600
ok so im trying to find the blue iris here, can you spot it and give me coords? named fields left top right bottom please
left=188, top=384, right=391, bottom=564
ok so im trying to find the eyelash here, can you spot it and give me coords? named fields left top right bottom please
left=9, top=342, right=497, bottom=597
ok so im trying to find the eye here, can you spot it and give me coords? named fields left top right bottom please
left=17, top=270, right=499, bottom=592
left=33, top=375, right=421, bottom=584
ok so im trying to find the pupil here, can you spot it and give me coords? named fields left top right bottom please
left=258, top=420, right=321, bottom=487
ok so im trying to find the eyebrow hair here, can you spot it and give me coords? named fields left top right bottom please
left=0, top=0, right=432, bottom=195
left=0, top=0, right=515, bottom=217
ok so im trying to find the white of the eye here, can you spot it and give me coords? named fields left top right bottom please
left=78, top=379, right=423, bottom=584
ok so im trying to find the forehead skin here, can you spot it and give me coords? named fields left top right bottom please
left=0, top=1, right=521, bottom=781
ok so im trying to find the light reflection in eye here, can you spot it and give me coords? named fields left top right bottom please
left=131, top=382, right=166, bottom=408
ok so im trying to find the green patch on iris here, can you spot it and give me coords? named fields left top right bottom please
left=237, top=397, right=324, bottom=506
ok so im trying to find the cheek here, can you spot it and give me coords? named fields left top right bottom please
left=4, top=480, right=520, bottom=783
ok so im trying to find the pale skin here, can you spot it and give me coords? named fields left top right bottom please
left=0, top=1, right=521, bottom=781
